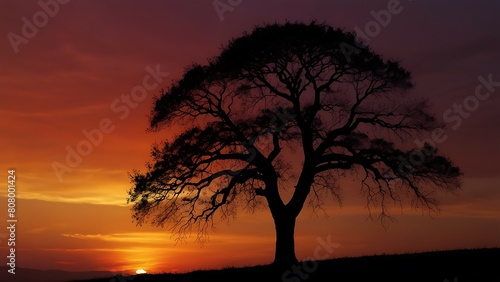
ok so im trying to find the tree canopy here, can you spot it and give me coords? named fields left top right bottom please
left=127, top=22, right=462, bottom=268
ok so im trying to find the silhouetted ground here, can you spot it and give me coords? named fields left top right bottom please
left=75, top=248, right=500, bottom=282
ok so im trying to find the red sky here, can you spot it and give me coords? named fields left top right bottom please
left=0, top=0, right=499, bottom=275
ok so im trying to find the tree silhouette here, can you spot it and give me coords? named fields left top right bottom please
left=127, top=22, right=462, bottom=269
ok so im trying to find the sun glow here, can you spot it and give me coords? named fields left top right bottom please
left=136, top=269, right=147, bottom=274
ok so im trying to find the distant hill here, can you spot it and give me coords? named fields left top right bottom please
left=4, top=248, right=499, bottom=282
left=0, top=267, right=113, bottom=282
left=76, top=248, right=500, bottom=282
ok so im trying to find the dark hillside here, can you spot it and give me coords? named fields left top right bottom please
left=75, top=248, right=500, bottom=282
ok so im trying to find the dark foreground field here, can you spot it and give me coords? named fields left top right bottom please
left=77, top=248, right=499, bottom=282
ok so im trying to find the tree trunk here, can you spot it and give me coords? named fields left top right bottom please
left=272, top=213, right=298, bottom=270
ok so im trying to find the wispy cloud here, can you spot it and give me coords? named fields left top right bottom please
left=61, top=232, right=170, bottom=243
left=19, top=192, right=130, bottom=207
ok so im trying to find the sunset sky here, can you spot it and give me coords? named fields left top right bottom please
left=0, top=0, right=499, bottom=275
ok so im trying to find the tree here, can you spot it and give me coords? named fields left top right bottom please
left=127, top=22, right=462, bottom=270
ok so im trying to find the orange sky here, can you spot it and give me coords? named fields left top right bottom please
left=0, top=0, right=499, bottom=275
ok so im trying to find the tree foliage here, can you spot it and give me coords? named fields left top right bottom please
left=128, top=22, right=461, bottom=249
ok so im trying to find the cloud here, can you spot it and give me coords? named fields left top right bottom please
left=61, top=231, right=274, bottom=246
left=61, top=232, right=170, bottom=244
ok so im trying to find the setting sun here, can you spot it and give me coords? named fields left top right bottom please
left=136, top=269, right=147, bottom=274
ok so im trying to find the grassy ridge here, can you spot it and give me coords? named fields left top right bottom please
left=76, top=248, right=500, bottom=282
